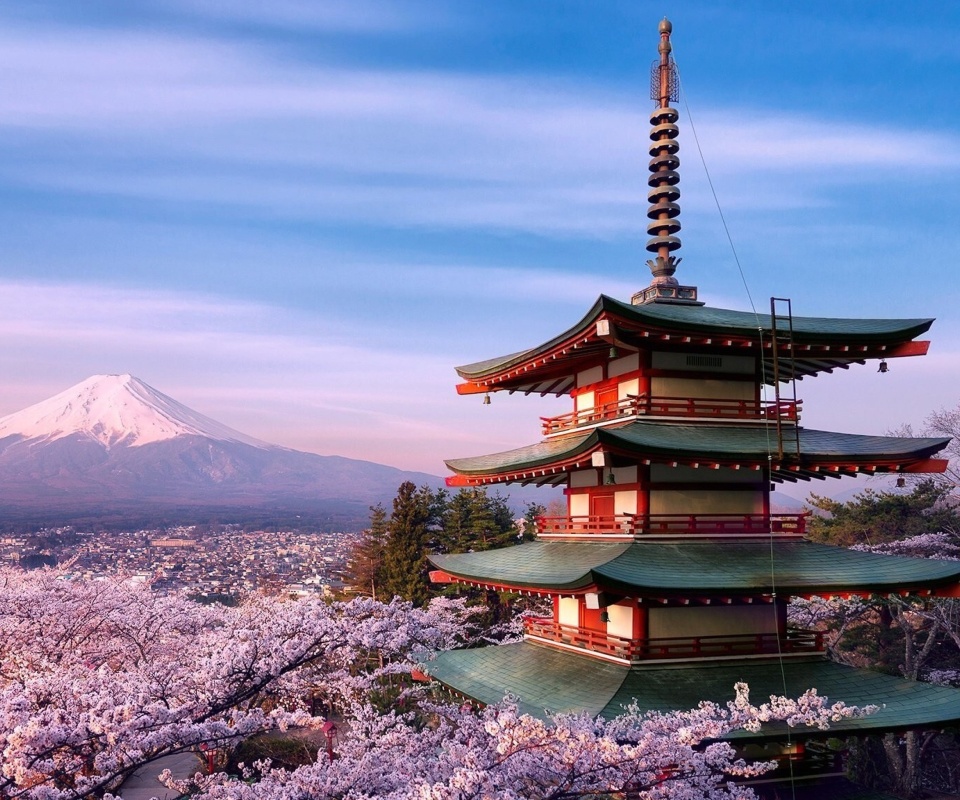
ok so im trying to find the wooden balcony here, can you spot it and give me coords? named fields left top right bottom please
left=523, top=617, right=824, bottom=662
left=536, top=512, right=809, bottom=539
left=541, top=394, right=800, bottom=435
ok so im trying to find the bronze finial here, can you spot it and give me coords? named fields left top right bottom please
left=634, top=18, right=700, bottom=306
left=658, top=18, right=672, bottom=57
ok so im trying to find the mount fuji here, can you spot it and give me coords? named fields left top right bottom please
left=0, top=374, right=444, bottom=528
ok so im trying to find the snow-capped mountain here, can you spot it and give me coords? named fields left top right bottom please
left=0, top=375, right=444, bottom=527
left=0, top=374, right=270, bottom=449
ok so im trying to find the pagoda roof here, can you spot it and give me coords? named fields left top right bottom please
left=422, top=643, right=960, bottom=738
left=444, top=421, right=949, bottom=485
left=428, top=540, right=960, bottom=597
left=455, top=295, right=933, bottom=395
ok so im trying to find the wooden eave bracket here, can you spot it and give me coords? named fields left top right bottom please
left=428, top=569, right=578, bottom=596
left=455, top=338, right=929, bottom=397
left=446, top=452, right=946, bottom=490
left=902, top=458, right=949, bottom=474
left=885, top=340, right=930, bottom=358
left=456, top=381, right=490, bottom=396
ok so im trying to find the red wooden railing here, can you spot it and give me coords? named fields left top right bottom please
left=541, top=394, right=801, bottom=435
left=536, top=514, right=639, bottom=536
left=535, top=512, right=808, bottom=538
left=522, top=617, right=824, bottom=661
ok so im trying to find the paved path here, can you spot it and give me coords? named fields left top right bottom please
left=117, top=751, right=204, bottom=800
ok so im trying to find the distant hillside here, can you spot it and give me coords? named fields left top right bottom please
left=0, top=374, right=553, bottom=530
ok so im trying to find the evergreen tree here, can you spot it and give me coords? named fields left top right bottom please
left=469, top=490, right=517, bottom=550
left=467, top=489, right=498, bottom=550
left=382, top=482, right=434, bottom=606
left=438, top=489, right=473, bottom=553
left=806, top=479, right=960, bottom=547
left=521, top=501, right=546, bottom=541
left=344, top=504, right=388, bottom=599
left=490, top=492, right=517, bottom=536
left=435, top=488, right=519, bottom=553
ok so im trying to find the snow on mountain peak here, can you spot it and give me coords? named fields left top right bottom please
left=0, top=374, right=272, bottom=449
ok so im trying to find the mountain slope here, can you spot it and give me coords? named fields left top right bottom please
left=0, top=374, right=269, bottom=449
left=0, top=375, right=446, bottom=526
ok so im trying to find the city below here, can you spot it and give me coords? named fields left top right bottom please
left=0, top=525, right=360, bottom=600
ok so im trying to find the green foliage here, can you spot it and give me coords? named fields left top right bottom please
left=805, top=479, right=960, bottom=547
left=521, top=501, right=546, bottom=542
left=344, top=503, right=389, bottom=600
left=374, top=484, right=521, bottom=607
left=226, top=733, right=319, bottom=773
left=382, top=482, right=435, bottom=606
left=434, top=489, right=518, bottom=554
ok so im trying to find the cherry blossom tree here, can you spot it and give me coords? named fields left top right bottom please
left=167, top=684, right=872, bottom=800
left=0, top=568, right=872, bottom=800
left=788, top=533, right=960, bottom=794
left=0, top=568, right=479, bottom=799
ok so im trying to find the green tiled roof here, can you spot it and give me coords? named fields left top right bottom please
left=431, top=541, right=629, bottom=590
left=456, top=295, right=934, bottom=380
left=616, top=298, right=933, bottom=342
left=423, top=643, right=960, bottom=737
left=428, top=540, right=960, bottom=594
left=444, top=422, right=949, bottom=477
left=423, top=641, right=628, bottom=718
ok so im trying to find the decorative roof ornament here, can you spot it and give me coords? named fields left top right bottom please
left=632, top=18, right=702, bottom=306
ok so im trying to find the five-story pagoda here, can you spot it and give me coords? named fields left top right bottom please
left=423, top=18, right=960, bottom=758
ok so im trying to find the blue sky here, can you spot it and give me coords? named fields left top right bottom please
left=1, top=1, right=959, bottom=488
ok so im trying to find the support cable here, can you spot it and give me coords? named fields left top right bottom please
left=673, top=54, right=799, bottom=799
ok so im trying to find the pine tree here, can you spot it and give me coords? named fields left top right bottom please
left=344, top=504, right=388, bottom=599
left=435, top=489, right=519, bottom=553
left=806, top=479, right=960, bottom=547
left=521, top=501, right=546, bottom=541
left=467, top=490, right=516, bottom=550
left=382, top=482, right=434, bottom=606
left=438, top=489, right=472, bottom=553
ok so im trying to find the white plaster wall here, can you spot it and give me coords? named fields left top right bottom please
left=651, top=377, right=754, bottom=400
left=614, top=490, right=638, bottom=515
left=575, top=390, right=595, bottom=412
left=648, top=606, right=777, bottom=638
left=651, top=352, right=755, bottom=374
left=570, top=470, right=599, bottom=488
left=607, top=603, right=634, bottom=639
left=577, top=366, right=604, bottom=388
left=569, top=493, right=590, bottom=517
left=649, top=490, right=763, bottom=515
left=609, top=353, right=640, bottom=378
left=558, top=596, right=579, bottom=627
left=618, top=377, right=640, bottom=399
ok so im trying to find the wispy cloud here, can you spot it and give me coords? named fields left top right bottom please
left=159, top=0, right=450, bottom=33
left=0, top=280, right=556, bottom=472
left=690, top=110, right=960, bottom=172
left=1, top=22, right=957, bottom=239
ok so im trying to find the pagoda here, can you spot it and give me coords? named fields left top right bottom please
left=423, top=17, right=960, bottom=787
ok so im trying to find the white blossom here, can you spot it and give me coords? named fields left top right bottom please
left=0, top=568, right=872, bottom=800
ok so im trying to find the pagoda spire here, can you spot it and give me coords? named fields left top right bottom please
left=633, top=18, right=701, bottom=306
